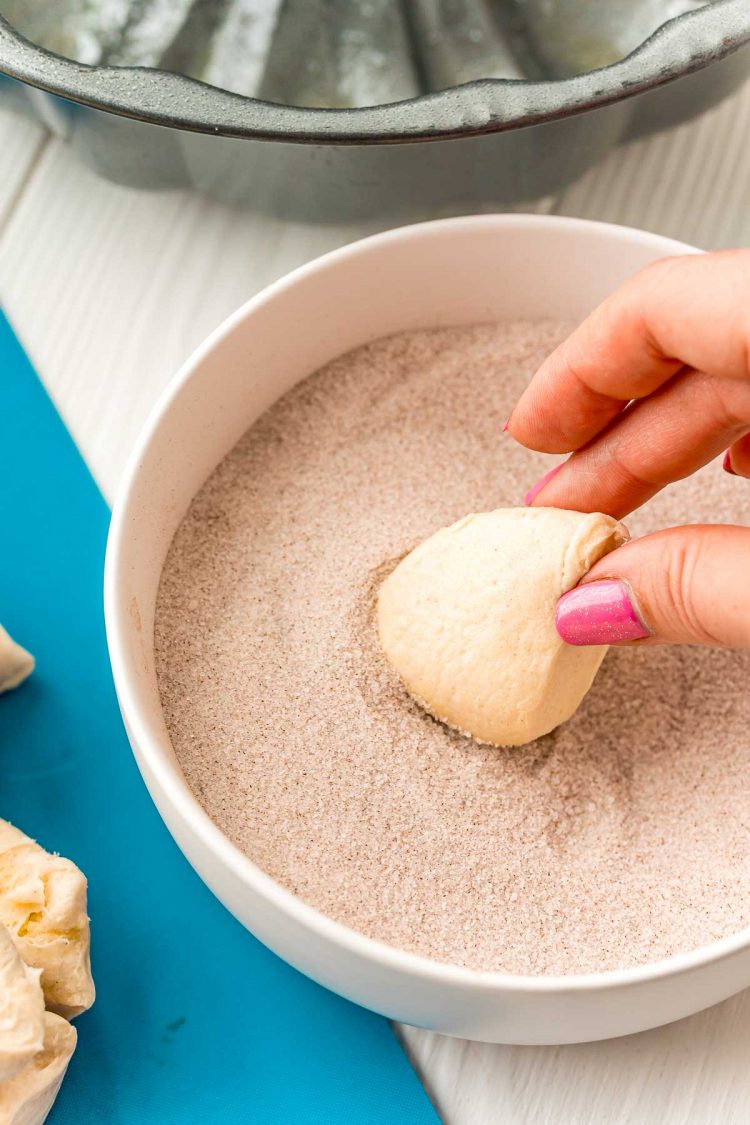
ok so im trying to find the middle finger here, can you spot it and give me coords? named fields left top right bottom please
left=527, top=368, right=750, bottom=518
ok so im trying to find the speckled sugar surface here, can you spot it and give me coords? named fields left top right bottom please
left=155, top=322, right=750, bottom=974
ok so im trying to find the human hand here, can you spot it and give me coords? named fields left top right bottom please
left=507, top=250, right=750, bottom=648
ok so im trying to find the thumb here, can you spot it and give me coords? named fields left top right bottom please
left=555, top=525, right=750, bottom=648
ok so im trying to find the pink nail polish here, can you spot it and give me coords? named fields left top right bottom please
left=723, top=450, right=736, bottom=476
left=502, top=419, right=510, bottom=433
left=555, top=579, right=650, bottom=646
left=524, top=463, right=564, bottom=506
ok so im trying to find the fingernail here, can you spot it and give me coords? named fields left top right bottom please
left=723, top=450, right=736, bottom=476
left=524, top=462, right=564, bottom=506
left=555, top=579, right=650, bottom=646
left=502, top=418, right=510, bottom=432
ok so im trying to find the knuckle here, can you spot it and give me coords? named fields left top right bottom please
left=662, top=536, right=723, bottom=646
left=636, top=255, right=688, bottom=298
left=565, top=369, right=619, bottom=433
left=606, top=445, right=660, bottom=495
left=699, top=372, right=750, bottom=431
left=736, top=315, right=750, bottom=384
left=634, top=257, right=671, bottom=288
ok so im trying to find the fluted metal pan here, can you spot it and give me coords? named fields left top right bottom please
left=0, top=0, right=748, bottom=220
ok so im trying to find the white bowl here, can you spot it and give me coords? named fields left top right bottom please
left=105, top=215, right=750, bottom=1045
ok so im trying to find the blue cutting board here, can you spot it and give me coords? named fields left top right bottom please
left=0, top=311, right=439, bottom=1124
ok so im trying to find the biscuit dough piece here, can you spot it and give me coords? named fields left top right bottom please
left=0, top=821, right=95, bottom=1019
left=0, top=927, right=45, bottom=1085
left=0, top=627, right=34, bottom=694
left=377, top=507, right=629, bottom=746
left=0, top=1012, right=76, bottom=1125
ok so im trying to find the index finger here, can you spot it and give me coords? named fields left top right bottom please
left=508, top=249, right=750, bottom=454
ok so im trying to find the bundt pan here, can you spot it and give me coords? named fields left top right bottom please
left=0, top=1, right=748, bottom=222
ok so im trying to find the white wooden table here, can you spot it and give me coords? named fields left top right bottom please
left=2, top=78, right=750, bottom=1124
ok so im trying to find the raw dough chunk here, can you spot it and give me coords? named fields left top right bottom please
left=0, top=822, right=95, bottom=1019
left=0, top=1012, right=76, bottom=1125
left=377, top=507, right=628, bottom=746
left=0, top=627, right=34, bottom=694
left=0, top=927, right=44, bottom=1085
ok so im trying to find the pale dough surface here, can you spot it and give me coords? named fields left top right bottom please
left=377, top=507, right=628, bottom=746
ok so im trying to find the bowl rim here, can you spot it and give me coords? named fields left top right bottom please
left=106, top=213, right=750, bottom=997
left=2, top=1, right=750, bottom=145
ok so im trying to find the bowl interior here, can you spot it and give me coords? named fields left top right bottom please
left=111, top=213, right=701, bottom=880
left=108, top=216, right=707, bottom=998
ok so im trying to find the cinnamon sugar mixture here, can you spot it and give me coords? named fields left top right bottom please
left=155, top=323, right=750, bottom=974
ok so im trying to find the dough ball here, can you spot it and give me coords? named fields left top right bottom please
left=377, top=507, right=628, bottom=747
left=0, top=926, right=44, bottom=1085
left=0, top=1011, right=76, bottom=1125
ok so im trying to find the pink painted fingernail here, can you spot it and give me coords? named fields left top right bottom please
left=524, top=462, right=564, bottom=506
left=723, top=450, right=736, bottom=476
left=502, top=418, right=510, bottom=432
left=555, top=579, right=650, bottom=646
